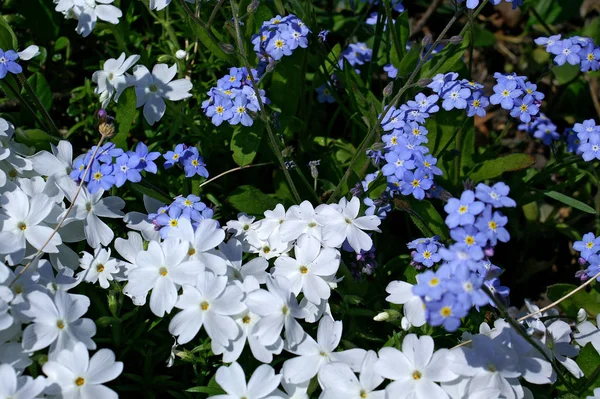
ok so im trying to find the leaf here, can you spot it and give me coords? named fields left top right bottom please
left=113, top=87, right=137, bottom=149
left=27, top=73, right=52, bottom=111
left=544, top=191, right=596, bottom=214
left=270, top=50, right=305, bottom=124
left=14, top=128, right=58, bottom=151
left=467, top=154, right=535, bottom=182
left=408, top=198, right=448, bottom=240
left=576, top=343, right=600, bottom=395
left=423, top=33, right=470, bottom=76
left=0, top=16, right=17, bottom=50
left=320, top=44, right=341, bottom=76
left=383, top=255, right=418, bottom=284
left=231, top=128, right=262, bottom=167
left=546, top=283, right=600, bottom=318
left=396, top=44, right=421, bottom=80
left=228, top=185, right=278, bottom=215
left=188, top=22, right=235, bottom=64
left=390, top=11, right=409, bottom=66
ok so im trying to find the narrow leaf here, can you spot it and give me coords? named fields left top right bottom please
left=544, top=191, right=596, bottom=214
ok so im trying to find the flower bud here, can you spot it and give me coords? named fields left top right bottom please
left=247, top=0, right=259, bottom=12
left=374, top=311, right=390, bottom=322
left=401, top=317, right=410, bottom=330
left=577, top=308, right=588, bottom=324
left=422, top=34, right=433, bottom=46
left=383, top=81, right=393, bottom=97
left=219, top=43, right=236, bottom=54
left=417, top=78, right=432, bottom=87
left=266, top=59, right=277, bottom=73
left=449, top=35, right=463, bottom=44
left=175, top=49, right=187, bottom=60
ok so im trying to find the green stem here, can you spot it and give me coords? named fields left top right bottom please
left=17, top=73, right=60, bottom=137
left=229, top=0, right=302, bottom=204
left=295, top=168, right=321, bottom=203
left=2, top=78, right=48, bottom=131
left=207, top=0, right=226, bottom=29
left=529, top=6, right=555, bottom=36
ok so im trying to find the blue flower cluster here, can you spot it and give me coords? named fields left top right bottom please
left=411, top=183, right=516, bottom=331
left=148, top=194, right=214, bottom=239
left=201, top=66, right=269, bottom=127
left=518, top=113, right=561, bottom=146
left=489, top=72, right=544, bottom=123
left=162, top=143, right=209, bottom=178
left=536, top=35, right=600, bottom=71
left=573, top=119, right=600, bottom=161
left=460, top=0, right=522, bottom=9
left=0, top=48, right=22, bottom=79
left=251, top=14, right=309, bottom=62
left=71, top=141, right=160, bottom=194
left=338, top=42, right=372, bottom=72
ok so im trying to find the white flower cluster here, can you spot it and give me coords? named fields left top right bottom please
left=53, top=0, right=122, bottom=37
left=92, top=53, right=193, bottom=125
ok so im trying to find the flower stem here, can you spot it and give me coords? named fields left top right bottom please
left=198, top=162, right=273, bottom=188
left=17, top=73, right=61, bottom=138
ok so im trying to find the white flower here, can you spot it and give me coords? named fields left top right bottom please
left=168, top=271, right=245, bottom=346
left=279, top=200, right=323, bottom=243
left=123, top=195, right=163, bottom=242
left=316, top=197, right=381, bottom=253
left=149, top=0, right=194, bottom=11
left=21, top=290, right=96, bottom=354
left=78, top=247, right=121, bottom=289
left=375, top=334, right=455, bottom=399
left=246, top=234, right=293, bottom=260
left=124, top=238, right=201, bottom=317
left=42, top=342, right=123, bottom=399
left=17, top=45, right=40, bottom=61
left=273, top=235, right=340, bottom=304
left=60, top=181, right=125, bottom=248
left=272, top=380, right=309, bottom=399
left=175, top=49, right=187, bottom=59
left=255, top=204, right=287, bottom=241
left=319, top=350, right=385, bottom=399
left=574, top=314, right=600, bottom=353
left=0, top=341, right=33, bottom=370
left=210, top=362, right=281, bottom=399
left=0, top=188, right=62, bottom=263
left=0, top=286, right=14, bottom=332
left=168, top=218, right=228, bottom=275
left=589, top=387, right=600, bottom=399
left=133, top=63, right=193, bottom=125
left=385, top=280, right=426, bottom=328
left=245, top=275, right=306, bottom=349
left=0, top=363, right=46, bottom=399
left=72, top=0, right=122, bottom=38
left=281, top=316, right=366, bottom=384
left=220, top=238, right=269, bottom=287
left=114, top=231, right=143, bottom=273
left=92, top=53, right=140, bottom=108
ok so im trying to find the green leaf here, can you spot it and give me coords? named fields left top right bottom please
left=321, top=44, right=341, bottom=76
left=408, top=198, right=448, bottom=240
left=468, top=154, right=535, bottom=182
left=270, top=50, right=305, bottom=124
left=113, top=87, right=137, bottom=149
left=383, top=255, right=418, bottom=284
left=14, top=128, right=58, bottom=151
left=546, top=284, right=600, bottom=318
left=228, top=185, right=278, bottom=215
left=396, top=44, right=421, bottom=80
left=188, top=22, right=235, bottom=64
left=27, top=73, right=52, bottom=111
left=423, top=33, right=470, bottom=76
left=544, top=191, right=596, bottom=214
left=231, top=128, right=262, bottom=167
left=552, top=63, right=580, bottom=85
left=576, top=343, right=600, bottom=395
left=0, top=16, right=18, bottom=50
left=390, top=11, right=409, bottom=66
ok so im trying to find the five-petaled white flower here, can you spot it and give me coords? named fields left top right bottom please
left=0, top=363, right=46, bottom=399
left=210, top=362, right=281, bottom=399
left=78, top=247, right=121, bottom=289
left=92, top=52, right=140, bottom=107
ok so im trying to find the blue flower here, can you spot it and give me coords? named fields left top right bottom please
left=155, top=206, right=184, bottom=238
left=318, top=30, right=329, bottom=42
left=400, top=169, right=432, bottom=200
left=441, top=84, right=471, bottom=111
left=521, top=81, right=545, bottom=102
left=87, top=163, right=116, bottom=194
left=446, top=264, right=488, bottom=307
left=535, top=34, right=563, bottom=53
left=579, top=43, right=600, bottom=72
left=490, top=79, right=523, bottom=110
left=439, top=242, right=484, bottom=271
left=384, top=64, right=398, bottom=79
left=579, top=133, right=600, bottom=161
left=413, top=243, right=442, bottom=267
left=466, top=91, right=489, bottom=117
left=510, top=97, right=539, bottom=123
left=444, top=190, right=485, bottom=228
left=474, top=206, right=510, bottom=246
left=174, top=194, right=207, bottom=219
left=163, top=144, right=187, bottom=169
left=206, top=95, right=233, bottom=126
left=574, top=232, right=600, bottom=260
left=450, top=226, right=487, bottom=248
left=585, top=254, right=600, bottom=280
left=182, top=147, right=209, bottom=178
left=552, top=39, right=581, bottom=66
left=133, top=142, right=161, bottom=174
left=413, top=266, right=450, bottom=300
left=316, top=84, right=335, bottom=103
left=407, top=236, right=439, bottom=249
left=417, top=154, right=442, bottom=177
left=484, top=278, right=510, bottom=304
left=230, top=95, right=254, bottom=127
left=533, top=123, right=560, bottom=145
left=0, top=49, right=22, bottom=79
left=427, top=292, right=469, bottom=332
left=475, top=182, right=516, bottom=208
left=574, top=119, right=600, bottom=142
left=113, top=153, right=142, bottom=188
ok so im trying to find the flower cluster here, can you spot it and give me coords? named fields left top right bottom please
left=407, top=183, right=516, bottom=332
left=574, top=231, right=600, bottom=281
left=489, top=72, right=544, bottom=123
left=338, top=42, right=372, bottom=72
left=54, top=0, right=122, bottom=37
left=251, top=14, right=310, bottom=62
left=92, top=53, right=193, bottom=125
left=518, top=112, right=561, bottom=146
left=148, top=194, right=214, bottom=239
left=162, top=143, right=209, bottom=178
left=536, top=35, right=600, bottom=71
left=572, top=119, right=600, bottom=161
left=70, top=140, right=161, bottom=194
left=201, top=66, right=269, bottom=127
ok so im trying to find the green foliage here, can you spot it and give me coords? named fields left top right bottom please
left=228, top=185, right=278, bottom=215
left=468, top=154, right=536, bottom=182
left=113, top=88, right=137, bottom=149
left=546, top=284, right=600, bottom=318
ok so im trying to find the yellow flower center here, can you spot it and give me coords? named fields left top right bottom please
left=412, top=371, right=422, bottom=380
left=390, top=136, right=398, bottom=145
left=488, top=221, right=497, bottom=230
left=411, top=179, right=420, bottom=188
left=589, top=53, right=595, bottom=61
left=192, top=159, right=199, bottom=167
left=200, top=301, right=210, bottom=311
left=93, top=172, right=102, bottom=181
left=441, top=306, right=452, bottom=317
left=96, top=264, right=105, bottom=273
left=215, top=105, right=224, bottom=114
left=169, top=219, right=178, bottom=227
left=242, top=315, right=251, bottom=324
left=275, top=39, right=285, bottom=49
left=75, top=377, right=85, bottom=386
left=56, top=320, right=65, bottom=329
left=586, top=241, right=595, bottom=249
left=299, top=266, right=309, bottom=274
left=520, top=104, right=528, bottom=112
left=429, top=277, right=439, bottom=287
left=458, top=205, right=468, bottom=214
left=465, top=236, right=475, bottom=245
left=18, top=222, right=27, bottom=231
left=159, top=267, right=168, bottom=276
left=423, top=251, right=431, bottom=259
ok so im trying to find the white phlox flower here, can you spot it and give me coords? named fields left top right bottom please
left=168, top=270, right=245, bottom=346
left=279, top=200, right=323, bottom=243
left=71, top=0, right=123, bottom=38
left=273, top=235, right=340, bottom=304
left=133, top=63, right=193, bottom=125
left=281, top=315, right=366, bottom=384
left=385, top=280, right=426, bottom=328
left=92, top=52, right=140, bottom=108
left=42, top=342, right=123, bottom=399
left=0, top=363, right=46, bottom=399
left=319, top=350, right=385, bottom=399
left=255, top=203, right=287, bottom=241
left=78, top=247, right=121, bottom=289
left=210, top=362, right=281, bottom=399
left=220, top=238, right=268, bottom=288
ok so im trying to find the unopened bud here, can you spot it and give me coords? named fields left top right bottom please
left=383, top=81, right=393, bottom=97
left=175, top=49, right=187, bottom=60
left=98, top=112, right=115, bottom=138
left=247, top=0, right=259, bottom=12
left=157, top=54, right=171, bottom=63
left=308, top=160, right=320, bottom=180
left=422, top=34, right=433, bottom=46
left=401, top=317, right=410, bottom=330
left=219, top=43, right=235, bottom=54
left=374, top=311, right=390, bottom=322
left=266, top=59, right=277, bottom=73
left=449, top=35, right=463, bottom=44
left=417, top=78, right=432, bottom=87
left=577, top=308, right=587, bottom=324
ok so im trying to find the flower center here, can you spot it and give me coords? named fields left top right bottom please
left=17, top=222, right=27, bottom=231
left=412, top=370, right=422, bottom=380
left=282, top=305, right=289, bottom=315
left=429, top=277, right=439, bottom=287
left=56, top=320, right=65, bottom=330
left=237, top=106, right=245, bottom=114
left=192, top=159, right=199, bottom=167
left=411, top=179, right=420, bottom=188
left=96, top=264, right=105, bottom=273
left=149, top=84, right=158, bottom=93
left=520, top=104, right=528, bottom=112
left=458, top=205, right=468, bottom=214
left=275, top=39, right=285, bottom=49
left=360, top=390, right=368, bottom=398
left=441, top=306, right=452, bottom=317
left=488, top=221, right=497, bottom=230
left=502, top=90, right=510, bottom=97
left=588, top=53, right=595, bottom=61
left=215, top=106, right=224, bottom=114
left=93, top=172, right=102, bottom=181
left=159, top=267, right=168, bottom=276
left=188, top=247, right=196, bottom=256
left=200, top=301, right=210, bottom=311
left=465, top=236, right=475, bottom=245
left=422, top=251, right=431, bottom=259
left=587, top=241, right=595, bottom=249
left=169, top=219, right=178, bottom=227
left=75, top=377, right=85, bottom=386
left=299, top=265, right=309, bottom=274
left=242, top=315, right=251, bottom=324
